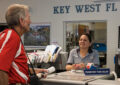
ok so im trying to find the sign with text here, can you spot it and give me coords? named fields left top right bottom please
left=53, top=3, right=118, bottom=14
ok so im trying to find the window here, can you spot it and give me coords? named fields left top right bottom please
left=64, top=20, right=107, bottom=68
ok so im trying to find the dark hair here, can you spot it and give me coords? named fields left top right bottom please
left=79, top=33, right=93, bottom=53
left=82, top=33, right=92, bottom=42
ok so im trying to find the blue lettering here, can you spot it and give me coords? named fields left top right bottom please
left=85, top=5, right=89, bottom=12
left=75, top=4, right=101, bottom=13
left=96, top=4, right=101, bottom=12
left=106, top=3, right=112, bottom=11
left=60, top=6, right=64, bottom=13
left=53, top=6, right=70, bottom=14
left=53, top=6, right=59, bottom=14
left=75, top=5, right=84, bottom=13
left=89, top=4, right=95, bottom=12
left=65, top=6, right=70, bottom=13
left=106, top=3, right=117, bottom=12
left=112, top=3, right=117, bottom=11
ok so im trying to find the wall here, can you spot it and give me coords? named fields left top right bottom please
left=0, top=0, right=120, bottom=71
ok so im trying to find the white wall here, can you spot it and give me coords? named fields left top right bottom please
left=0, top=0, right=120, bottom=71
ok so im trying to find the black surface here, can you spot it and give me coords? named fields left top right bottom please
left=115, top=54, right=120, bottom=78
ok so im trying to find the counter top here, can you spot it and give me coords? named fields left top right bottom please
left=40, top=71, right=108, bottom=85
left=88, top=80, right=120, bottom=85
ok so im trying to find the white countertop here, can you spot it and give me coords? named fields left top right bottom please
left=40, top=71, right=109, bottom=85
left=88, top=80, right=120, bottom=85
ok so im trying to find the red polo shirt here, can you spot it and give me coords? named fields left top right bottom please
left=0, top=29, right=30, bottom=84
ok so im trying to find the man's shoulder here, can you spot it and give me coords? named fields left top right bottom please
left=4, top=29, right=20, bottom=41
left=2, top=29, right=15, bottom=35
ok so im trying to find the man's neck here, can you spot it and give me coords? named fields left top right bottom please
left=14, top=26, right=23, bottom=37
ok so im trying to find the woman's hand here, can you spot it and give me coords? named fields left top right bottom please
left=72, top=63, right=85, bottom=70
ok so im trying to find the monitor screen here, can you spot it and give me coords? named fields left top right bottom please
left=24, top=23, right=50, bottom=50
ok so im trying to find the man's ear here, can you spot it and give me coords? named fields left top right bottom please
left=19, top=18, right=25, bottom=26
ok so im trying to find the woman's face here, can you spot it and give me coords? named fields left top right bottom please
left=79, top=35, right=91, bottom=49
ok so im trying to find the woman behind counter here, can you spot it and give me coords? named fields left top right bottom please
left=66, top=33, right=100, bottom=71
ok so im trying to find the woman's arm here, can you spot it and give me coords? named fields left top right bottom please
left=66, top=64, right=73, bottom=71
left=66, top=63, right=86, bottom=71
left=66, top=49, right=75, bottom=71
